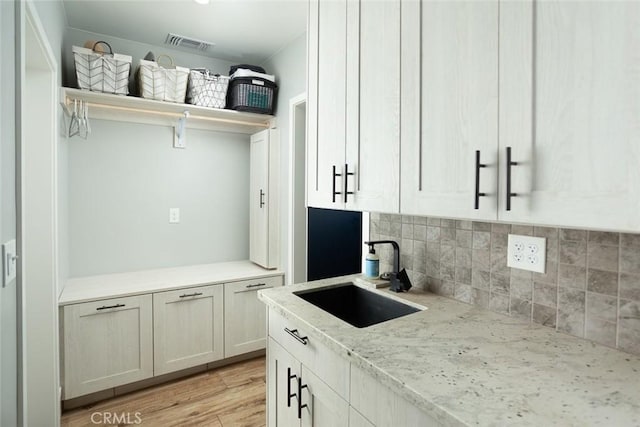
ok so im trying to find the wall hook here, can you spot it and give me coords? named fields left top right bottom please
left=174, top=110, right=189, bottom=149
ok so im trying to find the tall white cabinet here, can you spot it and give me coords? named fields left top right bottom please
left=307, top=0, right=400, bottom=213
left=250, top=129, right=279, bottom=268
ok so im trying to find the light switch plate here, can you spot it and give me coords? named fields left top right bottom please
left=2, top=239, right=17, bottom=286
left=507, top=234, right=546, bottom=273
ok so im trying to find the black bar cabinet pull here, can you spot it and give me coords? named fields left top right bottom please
left=96, top=304, right=125, bottom=311
left=179, top=292, right=203, bottom=298
left=259, top=189, right=265, bottom=208
left=284, top=327, right=309, bottom=345
left=246, top=283, right=266, bottom=289
left=474, top=150, right=487, bottom=210
left=287, top=368, right=297, bottom=408
left=332, top=165, right=342, bottom=203
left=506, top=146, right=518, bottom=211
left=297, top=377, right=308, bottom=419
left=344, top=163, right=354, bottom=203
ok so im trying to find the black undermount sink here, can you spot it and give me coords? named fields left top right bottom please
left=294, top=283, right=421, bottom=328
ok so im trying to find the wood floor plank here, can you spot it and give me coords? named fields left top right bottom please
left=61, top=357, right=266, bottom=427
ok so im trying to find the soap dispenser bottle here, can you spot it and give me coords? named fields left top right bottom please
left=365, top=245, right=380, bottom=279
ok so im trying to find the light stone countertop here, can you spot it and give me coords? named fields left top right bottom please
left=60, top=260, right=283, bottom=305
left=258, top=275, right=640, bottom=427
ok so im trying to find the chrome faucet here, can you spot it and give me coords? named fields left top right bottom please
left=364, top=240, right=412, bottom=292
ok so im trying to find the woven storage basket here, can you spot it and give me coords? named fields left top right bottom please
left=227, top=77, right=277, bottom=114
left=137, top=55, right=189, bottom=103
left=186, top=69, right=230, bottom=108
left=73, top=41, right=132, bottom=95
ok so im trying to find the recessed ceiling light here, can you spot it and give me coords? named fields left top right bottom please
left=194, top=0, right=210, bottom=4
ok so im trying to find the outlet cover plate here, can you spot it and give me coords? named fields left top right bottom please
left=507, top=234, right=546, bottom=273
left=169, top=208, right=180, bottom=224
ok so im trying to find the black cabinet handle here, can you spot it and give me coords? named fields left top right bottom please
left=287, top=367, right=297, bottom=408
left=284, top=328, right=308, bottom=345
left=474, top=150, right=487, bottom=210
left=259, top=189, right=265, bottom=208
left=344, top=163, right=354, bottom=203
left=297, top=376, right=308, bottom=419
left=246, top=283, right=266, bottom=289
left=179, top=292, right=203, bottom=298
left=332, top=165, right=342, bottom=203
left=506, top=146, right=518, bottom=211
left=96, top=304, right=125, bottom=311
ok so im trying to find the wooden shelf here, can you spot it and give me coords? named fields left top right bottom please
left=61, top=87, right=273, bottom=135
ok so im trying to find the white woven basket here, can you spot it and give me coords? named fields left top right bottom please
left=187, top=69, right=230, bottom=109
left=73, top=42, right=132, bottom=95
left=137, top=55, right=190, bottom=103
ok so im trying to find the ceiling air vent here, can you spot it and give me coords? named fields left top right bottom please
left=165, top=33, right=214, bottom=51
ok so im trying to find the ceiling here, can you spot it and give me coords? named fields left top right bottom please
left=62, top=0, right=307, bottom=64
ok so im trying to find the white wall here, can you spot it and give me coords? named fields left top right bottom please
left=68, top=121, right=251, bottom=277
left=0, top=2, right=18, bottom=426
left=261, top=32, right=307, bottom=282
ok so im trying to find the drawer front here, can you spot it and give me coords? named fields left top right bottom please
left=224, top=275, right=283, bottom=357
left=268, top=309, right=350, bottom=399
left=63, top=294, right=153, bottom=399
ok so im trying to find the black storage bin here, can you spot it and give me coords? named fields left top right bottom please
left=227, top=77, right=277, bottom=114
left=229, top=64, right=266, bottom=75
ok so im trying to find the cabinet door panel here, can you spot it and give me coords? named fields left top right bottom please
left=250, top=129, right=269, bottom=267
left=63, top=294, right=153, bottom=399
left=346, top=0, right=400, bottom=213
left=224, top=276, right=283, bottom=358
left=300, top=366, right=349, bottom=427
left=153, top=285, right=224, bottom=375
left=267, top=338, right=300, bottom=427
left=499, top=1, right=640, bottom=230
left=401, top=0, right=499, bottom=220
left=307, top=0, right=347, bottom=209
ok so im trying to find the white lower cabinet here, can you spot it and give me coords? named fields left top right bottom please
left=153, top=284, right=224, bottom=375
left=350, top=365, right=438, bottom=426
left=267, top=338, right=349, bottom=427
left=224, top=276, right=283, bottom=358
left=62, top=294, right=153, bottom=399
left=267, top=309, right=437, bottom=427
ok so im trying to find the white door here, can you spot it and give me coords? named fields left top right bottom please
left=267, top=337, right=301, bottom=427
left=300, top=366, right=349, bottom=427
left=499, top=1, right=640, bottom=231
left=223, top=276, right=282, bottom=358
left=307, top=0, right=347, bottom=209
left=250, top=129, right=269, bottom=267
left=345, top=0, right=400, bottom=214
left=153, top=285, right=224, bottom=375
left=63, top=295, right=153, bottom=399
left=401, top=0, right=499, bottom=220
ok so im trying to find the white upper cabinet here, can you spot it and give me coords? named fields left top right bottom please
left=400, top=0, right=499, bottom=220
left=499, top=1, right=640, bottom=231
left=307, top=0, right=400, bottom=213
left=307, top=0, right=348, bottom=209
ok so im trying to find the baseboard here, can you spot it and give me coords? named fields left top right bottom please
left=61, top=350, right=266, bottom=411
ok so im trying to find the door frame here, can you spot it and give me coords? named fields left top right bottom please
left=18, top=1, right=60, bottom=424
left=287, top=93, right=307, bottom=285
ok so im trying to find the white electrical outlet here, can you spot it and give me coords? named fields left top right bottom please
left=169, top=208, right=180, bottom=224
left=507, top=234, right=546, bottom=273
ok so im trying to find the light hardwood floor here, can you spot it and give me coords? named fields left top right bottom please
left=61, top=357, right=266, bottom=427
